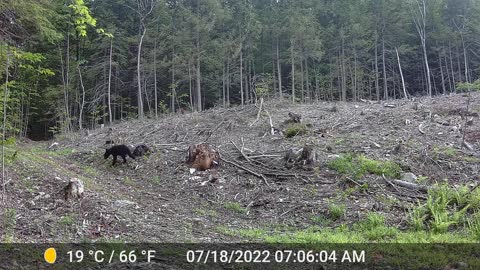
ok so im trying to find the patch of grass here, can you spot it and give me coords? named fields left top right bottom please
left=409, top=184, right=475, bottom=234
left=194, top=208, right=217, bottom=217
left=310, top=214, right=332, bottom=226
left=150, top=176, right=162, bottom=185
left=334, top=138, right=346, bottom=145
left=328, top=203, right=346, bottom=220
left=59, top=215, right=75, bottom=226
left=468, top=212, right=480, bottom=240
left=223, top=202, right=248, bottom=215
left=3, top=208, right=17, bottom=242
left=433, top=145, right=458, bottom=159
left=83, top=166, right=99, bottom=177
left=327, top=154, right=402, bottom=179
left=416, top=175, right=429, bottom=184
left=354, top=213, right=399, bottom=241
left=284, top=123, right=308, bottom=138
left=463, top=156, right=480, bottom=163
left=219, top=223, right=473, bottom=244
left=123, top=177, right=134, bottom=185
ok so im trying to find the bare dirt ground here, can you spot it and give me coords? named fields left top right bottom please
left=2, top=93, right=479, bottom=243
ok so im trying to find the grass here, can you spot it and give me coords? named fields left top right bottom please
left=216, top=219, right=474, bottom=243
left=328, top=203, right=346, bottom=220
left=310, top=214, right=332, bottom=226
left=123, top=177, right=134, bottom=185
left=284, top=123, right=308, bottom=138
left=468, top=212, right=480, bottom=240
left=150, top=176, right=162, bottom=185
left=59, top=215, right=76, bottom=226
left=194, top=208, right=217, bottom=217
left=353, top=213, right=398, bottom=241
left=409, top=184, right=480, bottom=234
left=327, top=153, right=402, bottom=179
left=223, top=202, right=248, bottom=215
left=2, top=208, right=17, bottom=242
left=432, top=145, right=458, bottom=159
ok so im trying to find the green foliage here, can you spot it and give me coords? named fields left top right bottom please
left=467, top=212, right=480, bottom=240
left=3, top=208, right=17, bottom=242
left=284, top=123, right=308, bottom=138
left=328, top=203, right=346, bottom=220
left=354, top=213, right=399, bottom=241
left=59, top=215, right=75, bottom=226
left=409, top=184, right=479, bottom=234
left=223, top=202, right=248, bottom=214
left=327, top=154, right=402, bottom=179
left=150, top=176, right=161, bottom=185
left=68, top=0, right=97, bottom=37
left=310, top=214, right=331, bottom=226
left=457, top=80, right=480, bottom=92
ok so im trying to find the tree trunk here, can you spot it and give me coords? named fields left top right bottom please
left=153, top=37, right=158, bottom=118
left=137, top=27, right=146, bottom=119
left=171, top=47, right=176, bottom=113
left=305, top=58, right=310, bottom=103
left=456, top=43, right=462, bottom=82
left=2, top=47, right=9, bottom=201
left=290, top=39, right=295, bottom=103
left=395, top=47, right=408, bottom=99
left=422, top=40, right=432, bottom=97
left=107, top=38, right=113, bottom=124
left=341, top=41, right=346, bottom=102
left=77, top=66, right=86, bottom=130
left=222, top=61, right=226, bottom=107
left=315, top=68, right=319, bottom=101
left=382, top=38, right=388, bottom=100
left=444, top=54, right=452, bottom=93
left=438, top=50, right=446, bottom=95
left=189, top=59, right=194, bottom=110
left=448, top=42, right=456, bottom=92
left=271, top=38, right=277, bottom=96
left=374, top=30, right=380, bottom=101
left=240, top=46, right=244, bottom=106
left=353, top=49, right=358, bottom=101
left=226, top=58, right=230, bottom=107
left=195, top=1, right=202, bottom=112
left=300, top=55, right=304, bottom=103
left=461, top=34, right=470, bottom=91
left=196, top=33, right=202, bottom=111
left=244, top=52, right=249, bottom=104
left=276, top=37, right=282, bottom=98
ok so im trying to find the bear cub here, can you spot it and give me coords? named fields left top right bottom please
left=104, top=145, right=135, bottom=165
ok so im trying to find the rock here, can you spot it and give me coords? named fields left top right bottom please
left=401, top=173, right=418, bottom=183
left=113, top=200, right=135, bottom=208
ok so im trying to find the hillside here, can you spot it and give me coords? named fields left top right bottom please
left=2, top=93, right=480, bottom=243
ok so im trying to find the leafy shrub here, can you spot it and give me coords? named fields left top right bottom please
left=284, top=123, right=308, bottom=138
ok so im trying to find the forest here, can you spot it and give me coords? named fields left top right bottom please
left=0, top=0, right=479, bottom=140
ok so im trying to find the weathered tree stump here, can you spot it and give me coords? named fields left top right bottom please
left=133, top=144, right=151, bottom=157
left=186, top=143, right=219, bottom=171
left=284, top=145, right=317, bottom=168
left=288, top=112, right=302, bottom=123
left=64, top=178, right=84, bottom=201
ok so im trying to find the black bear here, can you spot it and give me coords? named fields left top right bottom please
left=104, top=145, right=135, bottom=165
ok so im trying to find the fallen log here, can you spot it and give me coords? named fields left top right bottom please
left=390, top=179, right=428, bottom=192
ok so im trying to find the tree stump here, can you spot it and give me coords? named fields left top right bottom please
left=64, top=178, right=84, bottom=201
left=186, top=143, right=219, bottom=171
